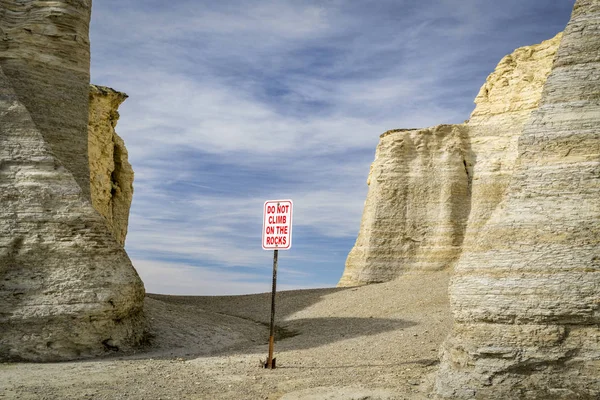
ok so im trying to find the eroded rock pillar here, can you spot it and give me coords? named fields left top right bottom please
left=0, top=0, right=145, bottom=361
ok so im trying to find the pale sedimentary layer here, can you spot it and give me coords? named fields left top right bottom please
left=465, top=33, right=562, bottom=243
left=339, top=33, right=561, bottom=287
left=0, top=1, right=145, bottom=361
left=88, top=85, right=134, bottom=246
left=435, top=0, right=600, bottom=397
left=338, top=125, right=471, bottom=287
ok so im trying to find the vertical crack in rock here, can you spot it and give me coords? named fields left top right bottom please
left=462, top=158, right=471, bottom=190
left=0, top=1, right=145, bottom=361
left=435, top=0, right=600, bottom=397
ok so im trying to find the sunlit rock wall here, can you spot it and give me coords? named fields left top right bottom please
left=464, top=32, right=562, bottom=247
left=89, top=85, right=134, bottom=247
left=338, top=125, right=471, bottom=287
left=435, top=0, right=600, bottom=397
left=0, top=0, right=145, bottom=361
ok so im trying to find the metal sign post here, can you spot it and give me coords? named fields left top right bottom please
left=266, top=249, right=278, bottom=369
left=261, top=199, right=293, bottom=369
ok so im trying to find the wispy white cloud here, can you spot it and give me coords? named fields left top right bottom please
left=133, top=259, right=329, bottom=296
left=126, top=188, right=365, bottom=270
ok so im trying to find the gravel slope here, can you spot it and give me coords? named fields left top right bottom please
left=0, top=270, right=451, bottom=400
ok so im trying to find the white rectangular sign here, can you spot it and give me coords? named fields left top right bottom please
left=262, top=199, right=293, bottom=250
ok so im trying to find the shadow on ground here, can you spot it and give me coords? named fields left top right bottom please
left=121, top=286, right=417, bottom=360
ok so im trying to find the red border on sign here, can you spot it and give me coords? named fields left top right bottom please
left=262, top=199, right=293, bottom=250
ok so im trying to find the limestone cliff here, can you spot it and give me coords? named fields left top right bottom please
left=0, top=0, right=145, bottom=361
left=88, top=85, right=134, bottom=247
left=338, top=125, right=471, bottom=286
left=339, top=34, right=561, bottom=287
left=464, top=33, right=562, bottom=248
left=436, top=1, right=600, bottom=397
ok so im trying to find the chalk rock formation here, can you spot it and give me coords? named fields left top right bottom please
left=339, top=34, right=561, bottom=287
left=0, top=0, right=145, bottom=361
left=465, top=33, right=562, bottom=243
left=88, top=85, right=134, bottom=246
left=338, top=125, right=471, bottom=286
left=436, top=1, right=600, bottom=398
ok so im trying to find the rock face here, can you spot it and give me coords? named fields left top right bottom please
left=339, top=34, right=562, bottom=287
left=465, top=33, right=562, bottom=244
left=88, top=85, right=134, bottom=247
left=338, top=125, right=471, bottom=286
left=436, top=1, right=600, bottom=397
left=0, top=0, right=145, bottom=361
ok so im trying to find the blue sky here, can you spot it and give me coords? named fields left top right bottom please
left=89, top=1, right=574, bottom=295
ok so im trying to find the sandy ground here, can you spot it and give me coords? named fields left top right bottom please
left=0, top=271, right=452, bottom=400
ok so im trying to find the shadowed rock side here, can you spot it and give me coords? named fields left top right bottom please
left=88, top=85, right=134, bottom=246
left=338, top=125, right=471, bottom=286
left=436, top=1, right=600, bottom=398
left=0, top=1, right=144, bottom=361
left=338, top=34, right=562, bottom=288
left=0, top=0, right=92, bottom=198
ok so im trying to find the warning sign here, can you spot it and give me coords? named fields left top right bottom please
left=262, top=199, right=293, bottom=250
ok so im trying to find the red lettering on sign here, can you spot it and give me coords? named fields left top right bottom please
left=262, top=199, right=293, bottom=250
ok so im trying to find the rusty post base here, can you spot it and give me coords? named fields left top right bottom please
left=264, top=334, right=276, bottom=369
left=263, top=357, right=276, bottom=369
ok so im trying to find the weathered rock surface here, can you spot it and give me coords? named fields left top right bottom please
left=435, top=0, right=600, bottom=397
left=339, top=34, right=561, bottom=287
left=465, top=33, right=562, bottom=244
left=88, top=85, right=133, bottom=246
left=338, top=125, right=471, bottom=286
left=0, top=0, right=92, bottom=199
left=0, top=0, right=145, bottom=361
